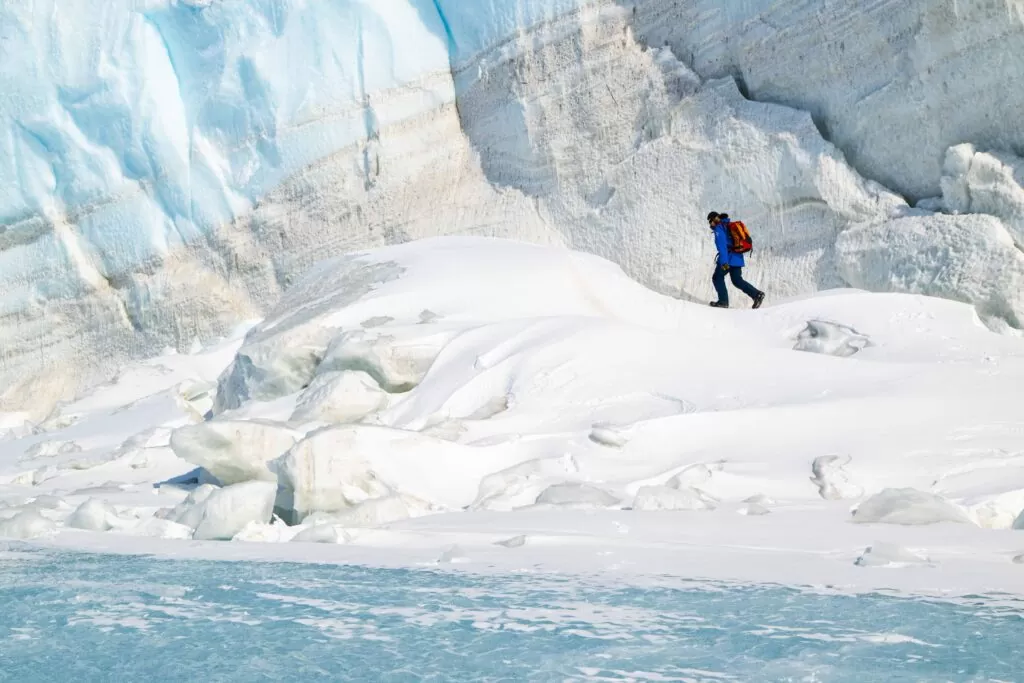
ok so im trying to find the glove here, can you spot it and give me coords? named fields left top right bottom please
left=720, top=263, right=730, bottom=272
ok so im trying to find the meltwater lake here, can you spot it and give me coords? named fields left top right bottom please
left=0, top=545, right=1021, bottom=682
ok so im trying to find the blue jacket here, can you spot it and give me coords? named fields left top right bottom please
left=713, top=223, right=745, bottom=268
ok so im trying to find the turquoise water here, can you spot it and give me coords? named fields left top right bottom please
left=0, top=545, right=1021, bottom=682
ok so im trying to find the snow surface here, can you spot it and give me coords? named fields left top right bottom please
left=3, top=0, right=1024, bottom=417
left=3, top=236, right=1024, bottom=598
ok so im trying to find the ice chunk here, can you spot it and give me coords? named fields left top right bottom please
left=317, top=328, right=452, bottom=393
left=495, top=534, right=527, bottom=548
left=1012, top=508, right=1024, bottom=531
left=2, top=498, right=71, bottom=523
left=291, top=525, right=349, bottom=544
left=852, top=488, right=974, bottom=526
left=534, top=483, right=620, bottom=508
left=290, top=371, right=389, bottom=425
left=190, top=481, right=278, bottom=542
left=810, top=455, right=863, bottom=501
left=156, top=484, right=220, bottom=529
left=855, top=542, right=932, bottom=568
left=65, top=498, right=120, bottom=532
left=589, top=423, right=632, bottom=448
left=438, top=545, right=468, bottom=564
left=939, top=145, right=1024, bottom=246
left=837, top=214, right=1024, bottom=326
left=22, top=439, right=82, bottom=459
left=632, top=486, right=716, bottom=512
left=169, top=420, right=301, bottom=485
left=273, top=429, right=394, bottom=524
left=0, top=510, right=57, bottom=540
left=794, top=320, right=870, bottom=358
left=274, top=424, right=498, bottom=522
left=665, top=463, right=720, bottom=491
left=177, top=379, right=218, bottom=417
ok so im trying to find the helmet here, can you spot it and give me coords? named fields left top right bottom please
left=707, top=212, right=720, bottom=223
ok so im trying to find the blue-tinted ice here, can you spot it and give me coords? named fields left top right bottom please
left=0, top=545, right=1021, bottom=682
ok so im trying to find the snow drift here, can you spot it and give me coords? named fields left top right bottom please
left=1, top=236, right=1023, bottom=598
left=3, top=0, right=1024, bottom=416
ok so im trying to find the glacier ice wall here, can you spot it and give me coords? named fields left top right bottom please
left=627, top=0, right=1024, bottom=201
left=1, top=0, right=1023, bottom=415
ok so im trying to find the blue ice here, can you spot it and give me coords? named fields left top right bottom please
left=1, top=545, right=1022, bottom=681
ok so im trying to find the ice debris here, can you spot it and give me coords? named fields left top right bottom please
left=852, top=488, right=973, bottom=526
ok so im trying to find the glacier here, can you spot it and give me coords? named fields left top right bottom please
left=2, top=0, right=1024, bottom=415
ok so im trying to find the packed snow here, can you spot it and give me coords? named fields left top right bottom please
left=4, top=0, right=1024, bottom=419
left=2, top=236, right=1024, bottom=598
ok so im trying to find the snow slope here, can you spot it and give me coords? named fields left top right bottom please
left=2, top=0, right=1024, bottom=415
left=3, top=237, right=1024, bottom=598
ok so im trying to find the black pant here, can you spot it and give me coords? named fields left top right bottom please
left=712, top=265, right=761, bottom=306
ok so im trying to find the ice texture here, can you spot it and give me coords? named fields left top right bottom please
left=187, top=481, right=278, bottom=541
left=169, top=419, right=301, bottom=485
left=2, top=550, right=1023, bottom=681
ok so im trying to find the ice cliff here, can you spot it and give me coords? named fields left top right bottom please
left=2, top=0, right=1023, bottom=415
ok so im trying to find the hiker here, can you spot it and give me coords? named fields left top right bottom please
left=707, top=211, right=765, bottom=309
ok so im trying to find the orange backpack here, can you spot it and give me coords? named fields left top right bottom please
left=726, top=220, right=753, bottom=254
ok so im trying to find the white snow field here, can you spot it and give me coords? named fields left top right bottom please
left=2, top=236, right=1024, bottom=598
left=3, top=0, right=1024, bottom=417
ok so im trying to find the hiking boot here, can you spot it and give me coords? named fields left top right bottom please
left=752, top=291, right=765, bottom=309
left=709, top=301, right=729, bottom=308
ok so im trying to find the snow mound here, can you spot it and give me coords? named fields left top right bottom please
left=665, top=464, right=720, bottom=491
left=534, top=483, right=620, bottom=509
left=232, top=520, right=295, bottom=544
left=852, top=489, right=974, bottom=527
left=122, top=518, right=193, bottom=540
left=65, top=498, right=121, bottom=532
left=188, top=482, right=278, bottom=542
left=169, top=420, right=301, bottom=485
left=632, top=486, right=716, bottom=512
left=855, top=542, right=932, bottom=568
left=738, top=502, right=770, bottom=516
left=0, top=414, right=37, bottom=441
left=0, top=510, right=57, bottom=540
left=471, top=458, right=580, bottom=512
left=302, top=495, right=424, bottom=529
left=794, top=321, right=871, bottom=358
left=212, top=238, right=670, bottom=417
left=291, top=525, right=350, bottom=545
left=290, top=371, right=390, bottom=425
